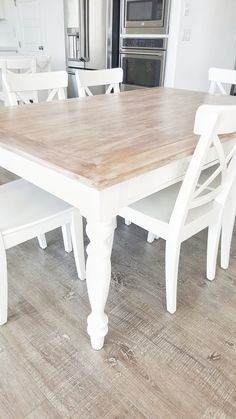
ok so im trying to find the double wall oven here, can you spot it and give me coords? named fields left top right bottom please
left=120, top=0, right=170, bottom=90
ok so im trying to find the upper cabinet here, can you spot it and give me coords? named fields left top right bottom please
left=0, top=0, right=5, bottom=19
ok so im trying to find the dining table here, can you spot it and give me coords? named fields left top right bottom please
left=0, top=87, right=235, bottom=350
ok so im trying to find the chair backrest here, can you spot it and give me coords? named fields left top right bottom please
left=2, top=71, right=68, bottom=106
left=35, top=56, right=51, bottom=72
left=0, top=58, right=38, bottom=105
left=75, top=68, right=123, bottom=97
left=170, top=104, right=236, bottom=233
left=0, top=57, right=37, bottom=75
left=208, top=67, right=236, bottom=94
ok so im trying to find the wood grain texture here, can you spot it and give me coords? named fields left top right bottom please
left=0, top=87, right=235, bottom=189
left=0, top=168, right=236, bottom=419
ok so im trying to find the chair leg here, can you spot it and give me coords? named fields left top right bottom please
left=37, top=234, right=47, bottom=250
left=165, top=239, right=181, bottom=314
left=71, top=210, right=86, bottom=280
left=147, top=232, right=159, bottom=243
left=62, top=224, right=72, bottom=253
left=207, top=219, right=222, bottom=281
left=221, top=207, right=235, bottom=270
left=0, top=239, right=7, bottom=325
left=125, top=219, right=131, bottom=226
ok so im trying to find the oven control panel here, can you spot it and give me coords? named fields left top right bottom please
left=121, top=37, right=167, bottom=50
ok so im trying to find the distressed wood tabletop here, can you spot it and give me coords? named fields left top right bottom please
left=0, top=87, right=235, bottom=190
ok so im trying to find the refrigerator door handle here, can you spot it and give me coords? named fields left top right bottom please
left=79, top=0, right=90, bottom=62
left=106, top=0, right=113, bottom=69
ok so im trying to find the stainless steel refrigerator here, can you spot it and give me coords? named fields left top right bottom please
left=64, top=0, right=120, bottom=97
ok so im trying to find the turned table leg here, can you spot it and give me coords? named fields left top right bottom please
left=85, top=217, right=116, bottom=350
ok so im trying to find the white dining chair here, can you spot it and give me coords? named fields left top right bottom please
left=2, top=70, right=68, bottom=106
left=119, top=105, right=236, bottom=314
left=75, top=68, right=123, bottom=97
left=0, top=57, right=37, bottom=105
left=35, top=55, right=51, bottom=73
left=208, top=67, right=236, bottom=95
left=2, top=70, right=70, bottom=252
left=208, top=68, right=236, bottom=267
left=1, top=57, right=37, bottom=75
left=0, top=179, right=86, bottom=326
left=220, top=186, right=236, bottom=270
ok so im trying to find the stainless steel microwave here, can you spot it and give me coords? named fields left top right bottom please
left=121, top=0, right=171, bottom=35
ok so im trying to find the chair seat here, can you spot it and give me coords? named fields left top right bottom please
left=120, top=165, right=221, bottom=238
left=0, top=179, right=71, bottom=235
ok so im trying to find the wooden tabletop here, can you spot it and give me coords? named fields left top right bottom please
left=0, top=87, right=235, bottom=190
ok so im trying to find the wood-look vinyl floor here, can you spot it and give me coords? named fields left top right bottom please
left=0, top=168, right=235, bottom=419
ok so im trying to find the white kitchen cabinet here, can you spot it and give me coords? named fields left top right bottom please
left=0, top=0, right=5, bottom=19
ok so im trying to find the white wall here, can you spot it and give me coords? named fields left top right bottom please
left=0, top=0, right=18, bottom=47
left=165, top=0, right=236, bottom=92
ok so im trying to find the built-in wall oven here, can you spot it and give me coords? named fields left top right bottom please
left=120, top=37, right=167, bottom=89
left=121, top=0, right=171, bottom=35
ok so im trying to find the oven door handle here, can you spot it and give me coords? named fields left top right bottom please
left=120, top=50, right=165, bottom=57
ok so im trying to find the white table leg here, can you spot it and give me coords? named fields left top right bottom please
left=86, top=217, right=116, bottom=350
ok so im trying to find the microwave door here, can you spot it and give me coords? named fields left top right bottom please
left=124, top=0, right=165, bottom=29
left=121, top=0, right=170, bottom=35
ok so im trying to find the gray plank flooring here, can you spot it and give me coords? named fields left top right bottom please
left=0, top=168, right=235, bottom=419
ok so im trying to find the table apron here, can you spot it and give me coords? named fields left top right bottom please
left=0, top=138, right=235, bottom=222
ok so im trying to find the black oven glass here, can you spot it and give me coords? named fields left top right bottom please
left=127, top=0, right=164, bottom=22
left=123, top=56, right=162, bottom=87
